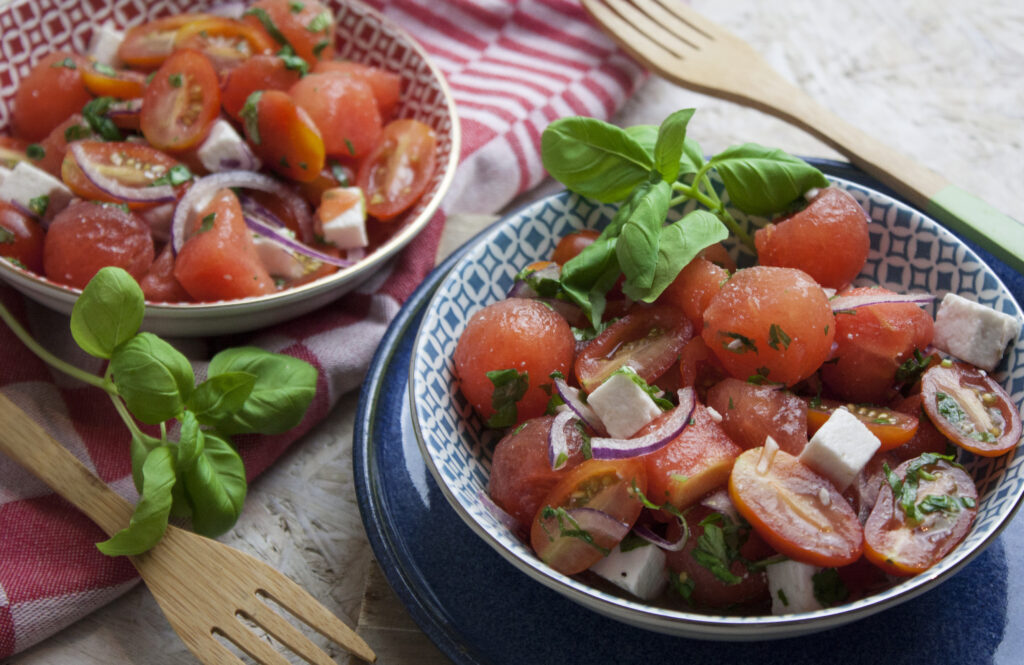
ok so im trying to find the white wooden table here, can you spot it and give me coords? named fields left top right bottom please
left=6, top=0, right=1023, bottom=663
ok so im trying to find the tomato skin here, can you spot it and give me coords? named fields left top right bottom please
left=356, top=119, right=438, bottom=221
left=43, top=201, right=155, bottom=289
left=702, top=266, right=835, bottom=387
left=80, top=62, right=147, bottom=99
left=659, top=256, right=730, bottom=333
left=117, top=14, right=216, bottom=70
left=677, top=336, right=729, bottom=402
left=863, top=456, right=977, bottom=576
left=529, top=458, right=647, bottom=575
left=173, top=17, right=276, bottom=72
left=141, top=49, right=221, bottom=152
left=754, top=187, right=870, bottom=290
left=220, top=54, right=303, bottom=121
left=242, top=90, right=325, bottom=183
left=729, top=446, right=864, bottom=567
left=889, top=393, right=952, bottom=462
left=643, top=404, right=743, bottom=511
left=0, top=200, right=45, bottom=273
left=575, top=304, right=694, bottom=392
left=11, top=51, right=93, bottom=142
left=173, top=189, right=276, bottom=301
left=551, top=229, right=601, bottom=266
left=706, top=378, right=808, bottom=455
left=920, top=361, right=1022, bottom=457
left=454, top=298, right=575, bottom=426
left=243, top=0, right=336, bottom=66
left=60, top=140, right=189, bottom=209
left=289, top=72, right=382, bottom=159
left=139, top=242, right=191, bottom=303
left=806, top=398, right=919, bottom=451
left=313, top=60, right=403, bottom=119
left=488, top=415, right=587, bottom=531
left=820, top=287, right=935, bottom=404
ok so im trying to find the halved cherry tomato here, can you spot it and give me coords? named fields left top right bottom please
left=239, top=90, right=325, bottom=183
left=220, top=54, right=303, bottom=120
left=173, top=17, right=276, bottom=72
left=0, top=200, right=45, bottom=273
left=313, top=60, right=402, bottom=119
left=729, top=445, right=863, bottom=567
left=863, top=454, right=977, bottom=576
left=920, top=360, right=1022, bottom=457
left=575, top=304, right=693, bottom=392
left=30, top=114, right=94, bottom=177
left=80, top=61, right=147, bottom=99
left=707, top=377, right=809, bottom=455
left=529, top=458, right=646, bottom=575
left=551, top=229, right=600, bottom=266
left=60, top=140, right=189, bottom=209
left=243, top=0, right=336, bottom=66
left=11, top=51, right=92, bottom=141
left=805, top=397, right=919, bottom=451
left=290, top=71, right=382, bottom=159
left=117, top=14, right=215, bottom=70
left=140, top=49, right=221, bottom=152
left=356, top=119, right=437, bottom=221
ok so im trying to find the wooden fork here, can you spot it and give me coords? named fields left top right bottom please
left=581, top=0, right=1024, bottom=274
left=0, top=393, right=376, bottom=665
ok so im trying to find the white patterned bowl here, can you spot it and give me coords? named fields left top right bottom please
left=0, top=0, right=458, bottom=336
left=410, top=175, right=1024, bottom=640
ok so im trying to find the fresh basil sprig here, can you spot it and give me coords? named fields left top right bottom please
left=0, top=267, right=317, bottom=556
left=541, top=108, right=829, bottom=326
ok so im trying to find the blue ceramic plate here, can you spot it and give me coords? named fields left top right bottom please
left=355, top=161, right=1024, bottom=659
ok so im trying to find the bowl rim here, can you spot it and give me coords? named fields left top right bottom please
left=0, top=0, right=461, bottom=325
left=407, top=177, right=1024, bottom=638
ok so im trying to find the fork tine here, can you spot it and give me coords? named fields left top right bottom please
left=257, top=580, right=376, bottom=663
left=215, top=621, right=293, bottom=665
left=243, top=600, right=339, bottom=665
left=184, top=632, right=252, bottom=665
left=581, top=0, right=682, bottom=66
left=601, top=0, right=699, bottom=51
left=649, top=0, right=722, bottom=40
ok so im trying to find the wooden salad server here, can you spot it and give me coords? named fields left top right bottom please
left=581, top=0, right=1024, bottom=274
left=0, top=393, right=375, bottom=665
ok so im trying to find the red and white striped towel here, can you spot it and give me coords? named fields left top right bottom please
left=0, top=0, right=644, bottom=657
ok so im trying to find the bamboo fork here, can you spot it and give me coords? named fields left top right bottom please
left=581, top=0, right=1024, bottom=274
left=0, top=393, right=376, bottom=665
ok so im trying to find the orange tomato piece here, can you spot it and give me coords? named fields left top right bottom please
left=239, top=90, right=325, bottom=183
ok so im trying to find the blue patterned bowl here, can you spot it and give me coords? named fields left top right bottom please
left=409, top=174, right=1024, bottom=640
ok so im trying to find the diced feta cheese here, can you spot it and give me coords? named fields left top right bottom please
left=932, top=292, right=1021, bottom=371
left=252, top=233, right=314, bottom=281
left=798, top=407, right=880, bottom=491
left=88, top=22, right=125, bottom=67
left=589, top=541, right=668, bottom=601
left=196, top=118, right=261, bottom=173
left=0, top=165, right=11, bottom=188
left=766, top=559, right=822, bottom=615
left=0, top=161, right=74, bottom=223
left=586, top=371, right=662, bottom=439
left=318, top=187, right=368, bottom=249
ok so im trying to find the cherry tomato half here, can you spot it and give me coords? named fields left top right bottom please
left=0, top=200, right=45, bottom=273
left=863, top=455, right=977, bottom=576
left=140, top=49, right=221, bottom=152
left=117, top=14, right=216, bottom=70
left=920, top=361, right=1022, bottom=457
left=729, top=445, right=864, bottom=568
left=243, top=0, right=336, bottom=66
left=529, top=458, right=647, bottom=575
left=575, top=304, right=693, bottom=392
left=61, top=140, right=189, bottom=209
left=805, top=397, right=919, bottom=451
left=219, top=54, right=303, bottom=121
left=239, top=90, right=325, bottom=183
left=356, top=119, right=437, bottom=221
left=80, top=61, right=147, bottom=99
left=173, top=17, right=276, bottom=72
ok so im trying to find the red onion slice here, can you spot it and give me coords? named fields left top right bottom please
left=245, top=216, right=355, bottom=268
left=633, top=523, right=688, bottom=552
left=590, top=387, right=695, bottom=460
left=557, top=507, right=631, bottom=544
left=68, top=142, right=176, bottom=204
left=479, top=491, right=521, bottom=532
left=548, top=409, right=577, bottom=471
left=553, top=376, right=603, bottom=433
left=830, top=291, right=934, bottom=312
left=700, top=488, right=740, bottom=523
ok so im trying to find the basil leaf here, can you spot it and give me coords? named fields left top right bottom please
left=617, top=177, right=672, bottom=292
left=709, top=143, right=829, bottom=215
left=183, top=432, right=247, bottom=537
left=485, top=368, right=528, bottom=428
left=239, top=91, right=263, bottom=144
left=559, top=232, right=620, bottom=326
left=176, top=410, right=206, bottom=471
left=626, top=124, right=703, bottom=179
left=96, top=446, right=177, bottom=556
left=110, top=333, right=194, bottom=424
left=541, top=116, right=653, bottom=202
left=189, top=371, right=257, bottom=421
left=623, top=209, right=728, bottom=302
left=70, top=266, right=145, bottom=359
left=129, top=430, right=164, bottom=493
left=204, top=347, right=317, bottom=435
left=653, top=108, right=695, bottom=183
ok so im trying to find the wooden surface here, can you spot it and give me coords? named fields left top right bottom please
left=6, top=0, right=1024, bottom=664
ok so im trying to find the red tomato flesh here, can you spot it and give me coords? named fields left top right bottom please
left=706, top=377, right=809, bottom=455
left=11, top=51, right=93, bottom=142
left=140, top=49, right=221, bottom=152
left=289, top=71, right=382, bottom=160
left=356, top=119, right=438, bottom=221
left=220, top=54, right=303, bottom=121
left=240, top=90, right=325, bottom=183
left=0, top=200, right=46, bottom=273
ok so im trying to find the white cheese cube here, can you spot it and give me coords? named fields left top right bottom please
left=798, top=407, right=880, bottom=491
left=0, top=165, right=11, bottom=187
left=589, top=541, right=667, bottom=601
left=88, top=22, right=125, bottom=67
left=318, top=187, right=368, bottom=249
left=0, top=161, right=74, bottom=223
left=766, top=559, right=822, bottom=615
left=252, top=233, right=314, bottom=281
left=586, top=371, right=662, bottom=439
left=932, top=292, right=1021, bottom=371
left=197, top=118, right=261, bottom=173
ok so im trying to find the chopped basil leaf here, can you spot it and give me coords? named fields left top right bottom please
left=244, top=7, right=291, bottom=46
left=485, top=368, right=529, bottom=428
left=145, top=71, right=156, bottom=85
left=64, top=124, right=92, bottom=142
left=51, top=57, right=76, bottom=69
left=150, top=164, right=193, bottom=187
left=344, top=137, right=356, bottom=156
left=312, top=39, right=330, bottom=57
left=0, top=227, right=15, bottom=244
left=883, top=452, right=961, bottom=523
left=199, top=213, right=216, bottom=232
left=289, top=0, right=305, bottom=11
left=82, top=96, right=123, bottom=141
left=168, top=72, right=183, bottom=88
left=777, top=589, right=789, bottom=606
left=329, top=160, right=350, bottom=186
left=895, top=349, right=933, bottom=389
left=239, top=91, right=263, bottom=145
left=277, top=45, right=309, bottom=75
left=307, top=11, right=332, bottom=32
left=95, top=201, right=131, bottom=214
left=669, top=570, right=695, bottom=603
left=28, top=195, right=50, bottom=217
left=768, top=323, right=791, bottom=351
left=538, top=505, right=610, bottom=556
left=812, top=568, right=849, bottom=607
left=720, top=331, right=757, bottom=354
left=610, top=365, right=674, bottom=410
left=25, top=143, right=45, bottom=160
left=92, top=62, right=118, bottom=76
